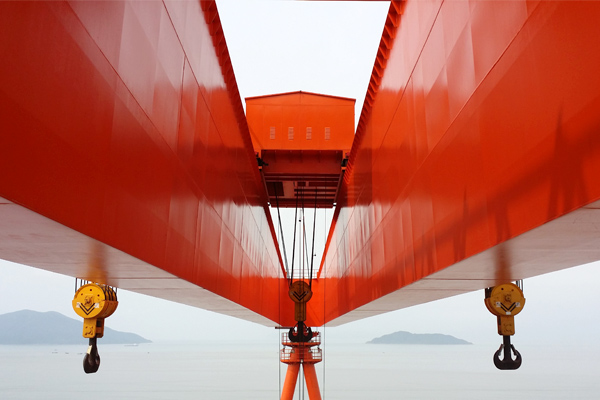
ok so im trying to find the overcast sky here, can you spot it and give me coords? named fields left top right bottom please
left=0, top=0, right=599, bottom=352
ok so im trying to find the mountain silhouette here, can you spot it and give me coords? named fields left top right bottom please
left=367, top=331, right=471, bottom=345
left=0, top=310, right=151, bottom=345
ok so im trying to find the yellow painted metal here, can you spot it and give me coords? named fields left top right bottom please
left=72, top=283, right=118, bottom=338
left=82, top=318, right=98, bottom=338
left=289, top=281, right=312, bottom=322
left=484, top=283, right=525, bottom=336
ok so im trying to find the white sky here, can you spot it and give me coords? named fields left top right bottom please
left=218, top=0, right=389, bottom=127
left=0, top=0, right=599, bottom=352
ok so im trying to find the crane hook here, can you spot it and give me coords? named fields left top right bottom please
left=493, top=335, right=522, bottom=370
left=73, top=282, right=117, bottom=374
left=485, top=283, right=525, bottom=370
left=83, top=337, right=101, bottom=374
left=288, top=321, right=313, bottom=343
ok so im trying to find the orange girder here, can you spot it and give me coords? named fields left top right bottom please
left=0, top=1, right=292, bottom=325
left=319, top=0, right=600, bottom=325
left=2, top=0, right=600, bottom=330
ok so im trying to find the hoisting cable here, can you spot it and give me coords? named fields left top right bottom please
left=321, top=207, right=327, bottom=400
left=274, top=185, right=291, bottom=281
left=302, top=207, right=306, bottom=282
left=516, top=279, right=523, bottom=291
left=290, top=189, right=300, bottom=286
left=300, top=189, right=309, bottom=280
left=278, top=257, right=282, bottom=398
left=308, top=188, right=318, bottom=288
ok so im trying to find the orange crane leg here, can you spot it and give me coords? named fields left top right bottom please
left=303, top=363, right=322, bottom=400
left=281, top=363, right=300, bottom=400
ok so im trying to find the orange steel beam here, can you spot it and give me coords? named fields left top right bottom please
left=317, top=0, right=600, bottom=325
left=2, top=0, right=600, bottom=331
left=280, top=363, right=322, bottom=400
left=281, top=362, right=321, bottom=400
left=0, top=0, right=292, bottom=325
left=281, top=364, right=300, bottom=400
left=260, top=149, right=346, bottom=208
left=303, top=364, right=322, bottom=400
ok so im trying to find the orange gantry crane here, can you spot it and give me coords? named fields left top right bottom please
left=1, top=0, right=600, bottom=388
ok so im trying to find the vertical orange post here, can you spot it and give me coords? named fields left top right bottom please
left=281, top=363, right=300, bottom=400
left=281, top=330, right=323, bottom=400
left=303, top=363, right=322, bottom=400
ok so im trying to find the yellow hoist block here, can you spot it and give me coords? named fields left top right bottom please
left=484, top=283, right=525, bottom=336
left=72, top=283, right=118, bottom=338
left=289, top=281, right=312, bottom=322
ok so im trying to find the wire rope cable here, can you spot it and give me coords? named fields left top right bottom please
left=274, top=204, right=283, bottom=399
left=274, top=185, right=291, bottom=283
left=290, top=191, right=300, bottom=284
left=300, top=210, right=308, bottom=280
left=300, top=190, right=307, bottom=280
left=308, top=188, right=318, bottom=287
left=322, top=207, right=327, bottom=399
left=300, top=361, right=304, bottom=400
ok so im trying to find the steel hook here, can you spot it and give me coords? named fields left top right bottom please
left=83, top=337, right=101, bottom=374
left=493, top=335, right=522, bottom=370
left=288, top=321, right=313, bottom=343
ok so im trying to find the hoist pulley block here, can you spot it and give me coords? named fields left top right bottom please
left=72, top=282, right=119, bottom=374
left=485, top=282, right=525, bottom=370
left=72, top=283, right=118, bottom=338
left=289, top=280, right=312, bottom=322
left=484, top=283, right=525, bottom=336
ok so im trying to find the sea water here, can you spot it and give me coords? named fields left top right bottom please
left=0, top=342, right=598, bottom=399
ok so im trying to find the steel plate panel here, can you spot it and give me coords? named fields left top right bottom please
left=321, top=1, right=600, bottom=325
left=0, top=1, right=285, bottom=325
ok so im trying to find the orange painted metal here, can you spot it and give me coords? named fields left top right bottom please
left=259, top=149, right=346, bottom=208
left=281, top=363, right=300, bottom=400
left=246, top=92, right=354, bottom=208
left=2, top=0, right=600, bottom=331
left=303, top=363, right=322, bottom=400
left=319, top=0, right=600, bottom=325
left=280, top=363, right=322, bottom=400
left=0, top=0, right=291, bottom=325
left=280, top=332, right=322, bottom=399
left=247, top=92, right=354, bottom=153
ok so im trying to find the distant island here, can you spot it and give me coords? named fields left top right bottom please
left=367, top=331, right=471, bottom=345
left=0, top=310, right=151, bottom=345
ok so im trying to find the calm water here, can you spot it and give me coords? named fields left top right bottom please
left=0, top=342, right=598, bottom=399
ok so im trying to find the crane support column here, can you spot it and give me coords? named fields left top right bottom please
left=281, top=363, right=300, bottom=400
left=280, top=280, right=322, bottom=399
left=280, top=330, right=322, bottom=400
left=303, top=363, right=321, bottom=400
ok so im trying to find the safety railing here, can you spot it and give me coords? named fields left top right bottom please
left=280, top=345, right=322, bottom=363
